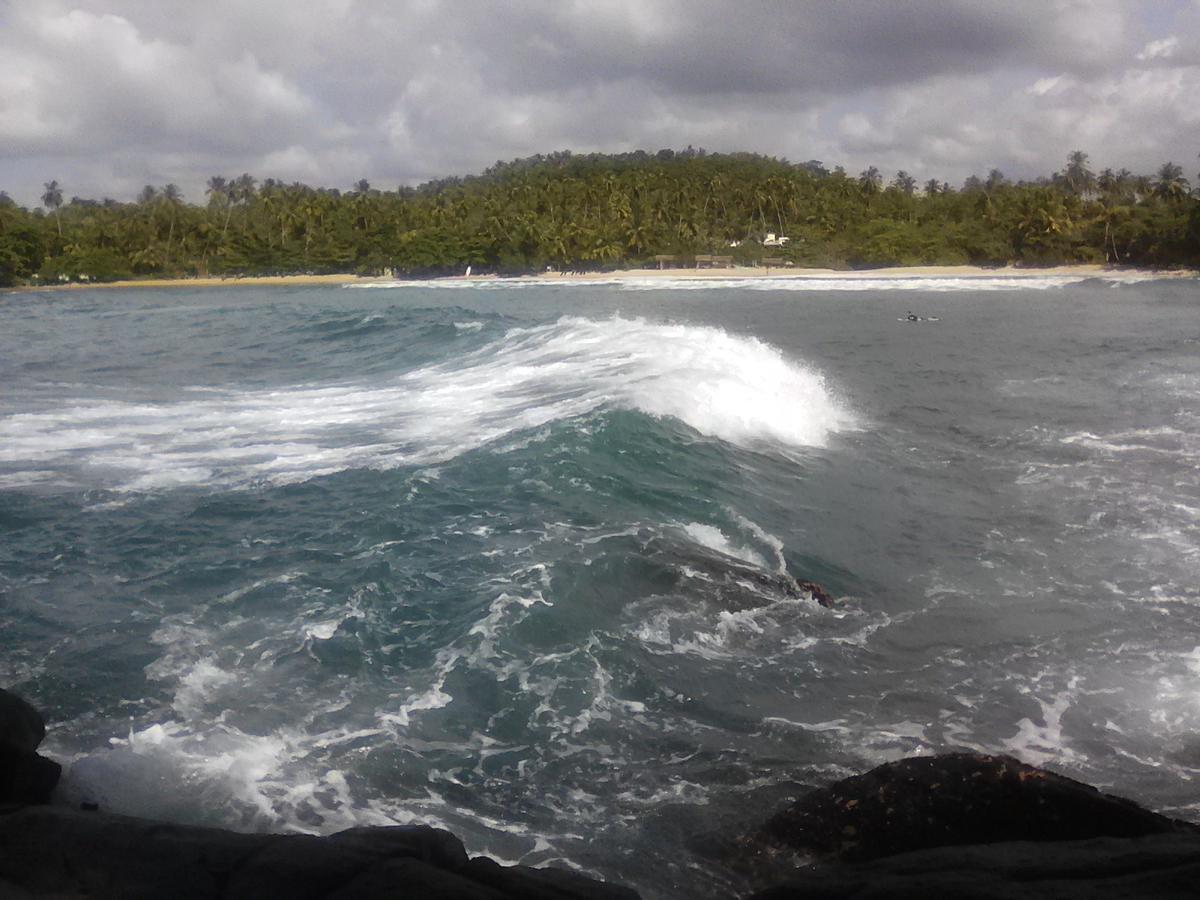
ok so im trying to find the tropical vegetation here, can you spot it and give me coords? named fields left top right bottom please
left=1, top=149, right=1197, bottom=286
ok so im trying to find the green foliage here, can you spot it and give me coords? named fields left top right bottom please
left=2, top=149, right=1196, bottom=288
left=40, top=246, right=132, bottom=283
left=0, top=224, right=45, bottom=286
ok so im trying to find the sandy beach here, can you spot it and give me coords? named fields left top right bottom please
left=473, top=263, right=1197, bottom=282
left=10, top=263, right=1196, bottom=294
left=14, top=273, right=369, bottom=292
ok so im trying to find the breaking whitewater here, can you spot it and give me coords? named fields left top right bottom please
left=2, top=274, right=1198, bottom=898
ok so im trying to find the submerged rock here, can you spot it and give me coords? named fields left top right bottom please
left=641, top=534, right=838, bottom=611
left=0, top=805, right=640, bottom=899
left=0, top=689, right=60, bottom=805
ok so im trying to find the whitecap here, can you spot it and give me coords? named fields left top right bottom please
left=680, top=522, right=768, bottom=569
left=0, top=316, right=852, bottom=491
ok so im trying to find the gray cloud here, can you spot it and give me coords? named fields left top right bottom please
left=0, top=0, right=1195, bottom=206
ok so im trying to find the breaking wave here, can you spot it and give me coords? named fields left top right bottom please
left=0, top=316, right=852, bottom=491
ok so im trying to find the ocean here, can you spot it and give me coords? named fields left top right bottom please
left=2, top=274, right=1198, bottom=897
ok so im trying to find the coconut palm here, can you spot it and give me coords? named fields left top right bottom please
left=1154, top=162, right=1190, bottom=201
left=891, top=171, right=917, bottom=195
left=41, top=180, right=64, bottom=235
left=858, top=167, right=882, bottom=195
left=205, top=176, right=228, bottom=210
left=160, top=184, right=184, bottom=265
left=1063, top=150, right=1096, bottom=196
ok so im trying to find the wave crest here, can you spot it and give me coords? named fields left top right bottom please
left=0, top=316, right=851, bottom=490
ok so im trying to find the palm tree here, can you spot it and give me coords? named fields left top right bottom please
left=233, top=174, right=257, bottom=202
left=41, top=180, right=63, bottom=235
left=135, top=185, right=159, bottom=257
left=858, top=167, right=882, bottom=195
left=205, top=176, right=228, bottom=209
left=1154, top=162, right=1189, bottom=201
left=1063, top=150, right=1096, bottom=196
left=228, top=174, right=257, bottom=242
left=160, top=184, right=183, bottom=265
left=891, top=171, right=916, bottom=195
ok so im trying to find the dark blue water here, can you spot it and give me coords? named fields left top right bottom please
left=2, top=275, right=1198, bottom=897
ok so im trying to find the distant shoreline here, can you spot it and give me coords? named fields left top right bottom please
left=441, top=263, right=1197, bottom=283
left=7, top=263, right=1197, bottom=294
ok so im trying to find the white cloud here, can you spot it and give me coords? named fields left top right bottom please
left=1137, top=36, right=1179, bottom=61
left=1028, top=76, right=1065, bottom=97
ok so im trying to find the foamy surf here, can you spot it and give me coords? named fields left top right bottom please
left=0, top=316, right=852, bottom=491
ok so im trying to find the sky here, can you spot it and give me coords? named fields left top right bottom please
left=1, top=0, right=1197, bottom=206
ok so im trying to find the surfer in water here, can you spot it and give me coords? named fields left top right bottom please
left=906, top=311, right=919, bottom=322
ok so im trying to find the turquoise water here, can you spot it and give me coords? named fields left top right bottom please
left=2, top=276, right=1198, bottom=897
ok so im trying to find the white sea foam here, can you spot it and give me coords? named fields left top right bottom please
left=680, top=522, right=768, bottom=569
left=1002, top=688, right=1079, bottom=766
left=58, top=718, right=400, bottom=834
left=728, top=510, right=788, bottom=574
left=0, top=316, right=852, bottom=490
left=1061, top=426, right=1194, bottom=456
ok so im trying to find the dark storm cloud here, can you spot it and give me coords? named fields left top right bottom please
left=434, top=1, right=1131, bottom=98
left=0, top=0, right=1195, bottom=206
left=473, top=2, right=1027, bottom=96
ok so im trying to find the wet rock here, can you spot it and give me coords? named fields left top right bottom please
left=462, top=856, right=641, bottom=899
left=0, top=805, right=640, bottom=899
left=643, top=535, right=837, bottom=610
left=0, top=689, right=59, bottom=805
left=0, top=751, right=61, bottom=805
left=732, top=570, right=835, bottom=608
left=751, top=753, right=1199, bottom=864
left=0, top=689, right=45, bottom=755
left=747, top=833, right=1200, bottom=899
left=793, top=580, right=834, bottom=609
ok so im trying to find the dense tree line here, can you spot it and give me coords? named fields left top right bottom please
left=1, top=148, right=1197, bottom=286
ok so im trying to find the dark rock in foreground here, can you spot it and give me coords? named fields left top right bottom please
left=0, top=750, right=61, bottom=806
left=747, top=833, right=1200, bottom=899
left=737, top=752, right=1200, bottom=898
left=753, top=753, right=1199, bottom=863
left=0, top=689, right=46, bottom=755
left=0, top=805, right=640, bottom=899
left=0, top=689, right=61, bottom=805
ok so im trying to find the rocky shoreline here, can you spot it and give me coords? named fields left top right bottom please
left=5, top=688, right=1200, bottom=898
